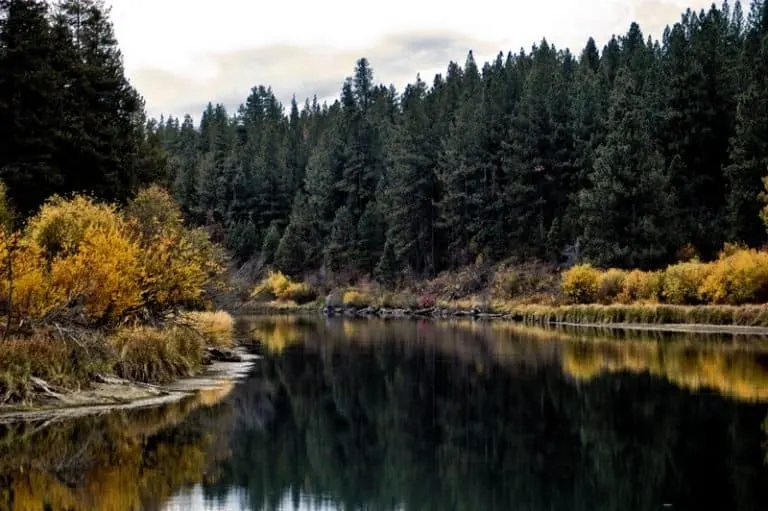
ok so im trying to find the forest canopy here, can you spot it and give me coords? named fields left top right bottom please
left=3, top=0, right=768, bottom=282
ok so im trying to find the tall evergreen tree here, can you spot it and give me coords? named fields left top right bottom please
left=0, top=0, right=65, bottom=214
left=579, top=69, right=679, bottom=268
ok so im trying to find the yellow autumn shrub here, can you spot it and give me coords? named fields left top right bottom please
left=127, top=187, right=224, bottom=313
left=662, top=260, right=713, bottom=305
left=343, top=289, right=372, bottom=308
left=138, top=232, right=212, bottom=312
left=251, top=270, right=316, bottom=303
left=124, top=185, right=184, bottom=241
left=0, top=233, right=63, bottom=319
left=562, top=264, right=601, bottom=304
left=620, top=270, right=664, bottom=303
left=0, top=190, right=222, bottom=326
left=25, top=195, right=124, bottom=259
left=50, top=224, right=142, bottom=321
left=699, top=248, right=768, bottom=304
left=597, top=269, right=627, bottom=303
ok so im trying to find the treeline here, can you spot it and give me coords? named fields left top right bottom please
left=4, top=1, right=768, bottom=283
left=151, top=0, right=768, bottom=280
left=0, top=0, right=166, bottom=217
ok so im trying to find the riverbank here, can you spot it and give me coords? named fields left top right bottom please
left=0, top=344, right=258, bottom=424
left=0, top=310, right=242, bottom=410
left=238, top=301, right=768, bottom=335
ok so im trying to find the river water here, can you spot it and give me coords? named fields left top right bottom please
left=1, top=316, right=767, bottom=510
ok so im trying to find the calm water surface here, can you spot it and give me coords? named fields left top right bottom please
left=1, top=316, right=768, bottom=510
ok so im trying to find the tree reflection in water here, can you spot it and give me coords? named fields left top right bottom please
left=0, top=316, right=767, bottom=511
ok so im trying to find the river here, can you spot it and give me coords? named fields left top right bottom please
left=1, top=315, right=767, bottom=510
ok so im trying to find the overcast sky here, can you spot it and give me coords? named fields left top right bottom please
left=108, top=0, right=717, bottom=120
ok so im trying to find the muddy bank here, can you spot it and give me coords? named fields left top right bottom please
left=0, top=347, right=260, bottom=424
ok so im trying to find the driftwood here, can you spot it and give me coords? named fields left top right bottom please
left=30, top=377, right=71, bottom=402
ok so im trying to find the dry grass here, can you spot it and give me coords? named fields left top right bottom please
left=109, top=326, right=205, bottom=384
left=0, top=331, right=112, bottom=404
left=180, top=310, right=234, bottom=347
left=503, top=303, right=768, bottom=327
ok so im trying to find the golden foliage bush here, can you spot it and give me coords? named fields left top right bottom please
left=699, top=248, right=768, bottom=305
left=597, top=269, right=627, bottom=304
left=662, top=260, right=713, bottom=305
left=559, top=247, right=768, bottom=307
left=0, top=189, right=223, bottom=325
left=343, top=289, right=373, bottom=308
left=138, top=232, right=212, bottom=312
left=0, top=233, right=62, bottom=319
left=252, top=270, right=316, bottom=303
left=125, top=185, right=184, bottom=241
left=562, top=264, right=601, bottom=304
left=25, top=195, right=124, bottom=259
left=51, top=224, right=142, bottom=321
left=620, top=270, right=659, bottom=303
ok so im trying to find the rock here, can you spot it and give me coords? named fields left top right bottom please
left=206, top=347, right=243, bottom=363
left=413, top=308, right=435, bottom=316
left=325, top=289, right=344, bottom=308
left=476, top=313, right=503, bottom=319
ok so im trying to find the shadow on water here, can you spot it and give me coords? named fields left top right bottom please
left=1, top=315, right=767, bottom=510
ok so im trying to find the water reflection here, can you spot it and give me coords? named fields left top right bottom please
left=0, top=316, right=766, bottom=510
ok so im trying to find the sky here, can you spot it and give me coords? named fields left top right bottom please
left=108, top=0, right=718, bottom=120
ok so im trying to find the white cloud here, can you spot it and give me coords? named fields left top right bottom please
left=106, top=0, right=716, bottom=119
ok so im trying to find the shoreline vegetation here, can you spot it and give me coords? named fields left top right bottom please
left=0, top=184, right=241, bottom=409
left=240, top=251, right=768, bottom=332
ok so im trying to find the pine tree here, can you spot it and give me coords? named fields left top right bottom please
left=380, top=76, right=438, bottom=275
left=724, top=0, right=768, bottom=246
left=324, top=205, right=357, bottom=272
left=355, top=201, right=385, bottom=272
left=54, top=0, right=155, bottom=201
left=661, top=7, right=736, bottom=256
left=260, top=221, right=281, bottom=265
left=374, top=239, right=401, bottom=286
left=436, top=51, right=485, bottom=266
left=0, top=0, right=65, bottom=214
left=579, top=69, right=679, bottom=268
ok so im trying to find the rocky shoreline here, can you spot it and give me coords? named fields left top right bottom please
left=322, top=305, right=506, bottom=319
left=318, top=304, right=768, bottom=336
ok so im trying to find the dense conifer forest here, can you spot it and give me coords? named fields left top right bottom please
left=3, top=0, right=768, bottom=282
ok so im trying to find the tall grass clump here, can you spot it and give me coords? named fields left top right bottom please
left=0, top=333, right=112, bottom=404
left=110, top=327, right=205, bottom=384
left=181, top=310, right=234, bottom=347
